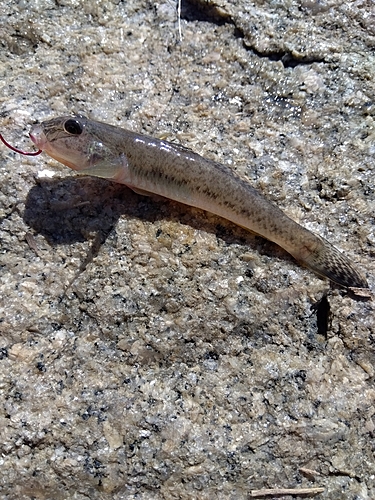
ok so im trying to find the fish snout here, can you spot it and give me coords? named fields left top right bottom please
left=29, top=125, right=47, bottom=150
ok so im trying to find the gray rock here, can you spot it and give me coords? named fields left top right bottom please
left=0, top=0, right=374, bottom=498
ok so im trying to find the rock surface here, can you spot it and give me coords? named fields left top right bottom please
left=0, top=0, right=374, bottom=498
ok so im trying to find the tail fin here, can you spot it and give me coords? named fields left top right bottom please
left=295, top=236, right=368, bottom=289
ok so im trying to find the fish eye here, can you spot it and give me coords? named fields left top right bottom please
left=64, top=119, right=83, bottom=135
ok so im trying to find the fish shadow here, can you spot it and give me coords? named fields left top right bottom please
left=24, top=176, right=141, bottom=246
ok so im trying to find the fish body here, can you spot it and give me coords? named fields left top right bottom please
left=29, top=115, right=368, bottom=290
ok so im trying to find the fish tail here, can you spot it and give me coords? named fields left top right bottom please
left=292, top=236, right=368, bottom=289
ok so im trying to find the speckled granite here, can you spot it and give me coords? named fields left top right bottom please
left=0, top=1, right=374, bottom=499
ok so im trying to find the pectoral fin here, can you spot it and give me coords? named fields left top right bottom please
left=80, top=158, right=124, bottom=180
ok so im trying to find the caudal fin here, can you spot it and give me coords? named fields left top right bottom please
left=296, top=236, right=368, bottom=289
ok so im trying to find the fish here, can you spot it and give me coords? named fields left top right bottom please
left=27, top=115, right=368, bottom=290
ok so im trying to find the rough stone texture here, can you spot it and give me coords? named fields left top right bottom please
left=0, top=0, right=374, bottom=499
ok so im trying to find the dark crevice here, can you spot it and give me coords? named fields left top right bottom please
left=250, top=46, right=326, bottom=68
left=180, top=0, right=234, bottom=26
left=311, top=294, right=331, bottom=336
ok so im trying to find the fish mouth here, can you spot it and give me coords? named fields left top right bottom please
left=29, top=124, right=78, bottom=170
left=29, top=125, right=48, bottom=150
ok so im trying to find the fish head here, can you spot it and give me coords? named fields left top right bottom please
left=30, top=115, right=114, bottom=172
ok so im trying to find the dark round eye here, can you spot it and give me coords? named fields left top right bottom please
left=64, top=119, right=83, bottom=135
